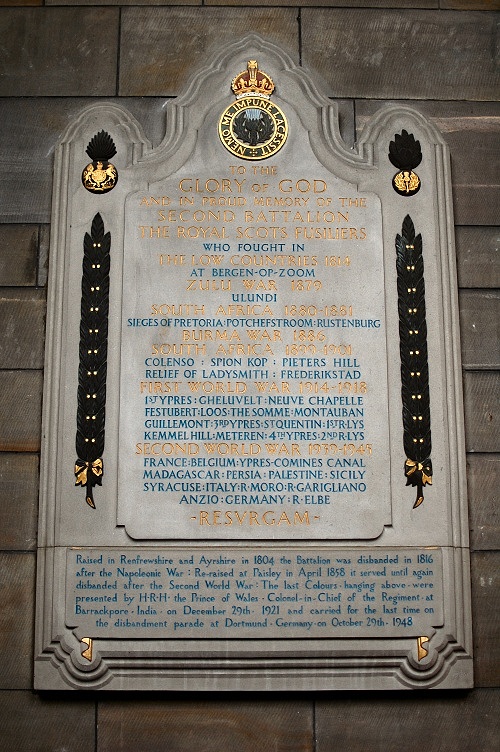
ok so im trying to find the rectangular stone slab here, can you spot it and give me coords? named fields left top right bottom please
left=118, top=173, right=390, bottom=540
left=35, top=36, right=473, bottom=691
left=66, top=546, right=443, bottom=639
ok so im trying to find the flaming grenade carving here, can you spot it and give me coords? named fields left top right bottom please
left=82, top=131, right=118, bottom=194
left=389, top=130, right=422, bottom=196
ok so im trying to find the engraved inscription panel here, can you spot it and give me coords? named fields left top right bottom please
left=67, top=547, right=443, bottom=638
left=118, top=167, right=390, bottom=539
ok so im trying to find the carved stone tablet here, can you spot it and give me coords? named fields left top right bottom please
left=35, top=36, right=473, bottom=690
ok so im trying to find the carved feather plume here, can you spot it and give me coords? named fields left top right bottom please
left=389, top=130, right=422, bottom=172
left=86, top=131, right=117, bottom=163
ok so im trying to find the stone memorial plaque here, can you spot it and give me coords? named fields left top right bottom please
left=35, top=36, right=473, bottom=690
left=118, top=167, right=389, bottom=540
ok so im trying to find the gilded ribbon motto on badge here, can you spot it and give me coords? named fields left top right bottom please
left=219, top=60, right=288, bottom=160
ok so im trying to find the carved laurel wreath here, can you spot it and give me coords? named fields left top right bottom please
left=395, top=216, right=432, bottom=507
left=74, top=214, right=110, bottom=508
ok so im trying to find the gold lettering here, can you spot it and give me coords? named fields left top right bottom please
left=214, top=343, right=274, bottom=355
left=339, top=197, right=367, bottom=207
left=151, top=304, right=205, bottom=316
left=136, top=442, right=199, bottom=456
left=254, top=381, right=291, bottom=393
left=278, top=179, right=327, bottom=193
left=139, top=196, right=170, bottom=206
left=246, top=329, right=281, bottom=341
left=178, top=178, right=246, bottom=193
left=140, top=381, right=181, bottom=394
left=294, top=511, right=310, bottom=525
left=139, top=226, right=170, bottom=238
left=242, top=279, right=277, bottom=291
left=181, top=329, right=241, bottom=342
left=149, top=344, right=205, bottom=355
left=264, top=442, right=300, bottom=455
left=159, top=254, right=185, bottom=265
left=202, top=442, right=261, bottom=455
left=187, top=381, right=247, bottom=394
left=186, top=279, right=231, bottom=291
left=216, top=304, right=273, bottom=315
left=195, top=510, right=310, bottom=526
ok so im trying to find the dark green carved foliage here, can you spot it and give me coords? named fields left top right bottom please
left=395, top=215, right=432, bottom=508
left=75, top=213, right=110, bottom=508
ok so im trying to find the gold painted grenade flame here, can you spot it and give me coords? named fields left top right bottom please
left=82, top=131, right=118, bottom=194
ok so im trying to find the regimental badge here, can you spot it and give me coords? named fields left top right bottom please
left=82, top=131, right=118, bottom=194
left=389, top=130, right=422, bottom=196
left=219, top=60, right=288, bottom=160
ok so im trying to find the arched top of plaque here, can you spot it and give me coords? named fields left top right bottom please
left=52, top=35, right=450, bottom=189
left=125, top=35, right=446, bottom=187
left=139, top=34, right=365, bottom=177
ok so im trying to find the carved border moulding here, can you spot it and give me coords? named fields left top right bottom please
left=34, top=629, right=470, bottom=690
left=34, top=35, right=473, bottom=691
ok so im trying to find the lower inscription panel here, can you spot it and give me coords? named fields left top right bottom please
left=67, top=547, right=443, bottom=639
